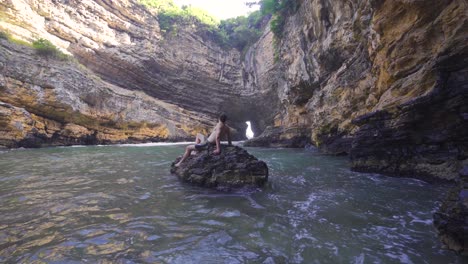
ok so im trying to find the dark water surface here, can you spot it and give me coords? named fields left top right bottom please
left=0, top=144, right=464, bottom=263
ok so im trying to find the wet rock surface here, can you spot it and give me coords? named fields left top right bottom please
left=170, top=145, right=268, bottom=189
left=433, top=166, right=468, bottom=255
left=251, top=0, right=468, bottom=181
left=350, top=62, right=468, bottom=182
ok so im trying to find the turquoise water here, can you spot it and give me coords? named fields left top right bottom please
left=0, top=144, right=464, bottom=263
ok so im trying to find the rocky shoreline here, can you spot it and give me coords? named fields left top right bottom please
left=433, top=166, right=468, bottom=255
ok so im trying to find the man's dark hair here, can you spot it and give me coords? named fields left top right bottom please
left=219, top=113, right=227, bottom=123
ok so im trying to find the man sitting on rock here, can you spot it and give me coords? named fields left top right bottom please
left=175, top=113, right=232, bottom=167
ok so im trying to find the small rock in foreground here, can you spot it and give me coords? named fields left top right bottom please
left=170, top=145, right=268, bottom=189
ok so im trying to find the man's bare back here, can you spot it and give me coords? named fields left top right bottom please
left=207, top=122, right=230, bottom=143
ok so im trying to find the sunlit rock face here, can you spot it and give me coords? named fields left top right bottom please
left=0, top=0, right=278, bottom=146
left=0, top=40, right=212, bottom=147
left=248, top=0, right=468, bottom=181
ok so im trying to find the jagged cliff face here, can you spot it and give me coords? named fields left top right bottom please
left=0, top=39, right=216, bottom=147
left=1, top=0, right=467, bottom=181
left=0, top=0, right=278, bottom=147
left=247, top=0, right=468, bottom=181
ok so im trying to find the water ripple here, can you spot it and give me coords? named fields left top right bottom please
left=0, top=146, right=464, bottom=263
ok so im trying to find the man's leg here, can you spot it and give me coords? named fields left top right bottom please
left=195, top=133, right=205, bottom=144
left=175, top=145, right=196, bottom=167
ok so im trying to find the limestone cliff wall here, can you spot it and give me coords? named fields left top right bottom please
left=0, top=0, right=278, bottom=146
left=0, top=39, right=214, bottom=147
left=247, top=0, right=468, bottom=181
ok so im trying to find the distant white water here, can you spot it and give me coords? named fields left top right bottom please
left=118, top=141, right=245, bottom=147
left=117, top=142, right=194, bottom=147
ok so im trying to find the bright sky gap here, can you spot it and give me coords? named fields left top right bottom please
left=246, top=121, right=254, bottom=139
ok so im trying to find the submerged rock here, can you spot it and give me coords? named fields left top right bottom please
left=170, top=145, right=268, bottom=189
left=433, top=166, right=468, bottom=255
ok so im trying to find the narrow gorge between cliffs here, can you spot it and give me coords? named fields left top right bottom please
left=0, top=0, right=467, bottom=262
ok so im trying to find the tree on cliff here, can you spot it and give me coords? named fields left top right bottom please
left=138, top=0, right=265, bottom=52
left=247, top=0, right=299, bottom=38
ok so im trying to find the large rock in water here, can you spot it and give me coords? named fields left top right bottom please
left=433, top=166, right=468, bottom=255
left=170, top=145, right=268, bottom=189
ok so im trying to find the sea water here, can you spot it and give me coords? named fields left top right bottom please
left=0, top=144, right=464, bottom=263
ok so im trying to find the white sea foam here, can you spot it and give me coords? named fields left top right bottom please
left=294, top=228, right=317, bottom=242
left=118, top=142, right=193, bottom=147
left=117, top=141, right=245, bottom=147
left=407, top=211, right=432, bottom=225
left=293, top=194, right=318, bottom=211
left=219, top=210, right=241, bottom=218
left=385, top=252, right=413, bottom=264
left=352, top=253, right=365, bottom=264
left=291, top=175, right=306, bottom=185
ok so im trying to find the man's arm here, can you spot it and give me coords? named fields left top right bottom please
left=214, top=131, right=221, bottom=154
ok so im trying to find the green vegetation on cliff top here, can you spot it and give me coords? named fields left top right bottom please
left=257, top=0, right=299, bottom=38
left=2, top=0, right=298, bottom=58
left=138, top=0, right=299, bottom=51
left=139, top=0, right=218, bottom=27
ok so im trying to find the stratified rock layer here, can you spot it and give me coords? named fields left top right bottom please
left=0, top=0, right=278, bottom=147
left=0, top=39, right=212, bottom=147
left=350, top=66, right=468, bottom=182
left=170, top=145, right=268, bottom=189
left=433, top=166, right=468, bottom=255
left=247, top=0, right=468, bottom=182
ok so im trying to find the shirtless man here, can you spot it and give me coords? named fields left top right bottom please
left=175, top=113, right=232, bottom=167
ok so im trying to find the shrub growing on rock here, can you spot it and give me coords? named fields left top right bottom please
left=0, top=31, right=9, bottom=39
left=259, top=0, right=300, bottom=39
left=32, top=38, right=69, bottom=60
left=32, top=38, right=59, bottom=57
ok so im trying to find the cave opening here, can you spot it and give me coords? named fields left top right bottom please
left=245, top=121, right=254, bottom=139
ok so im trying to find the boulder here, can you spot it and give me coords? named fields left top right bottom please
left=170, top=145, right=268, bottom=189
left=433, top=166, right=468, bottom=255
